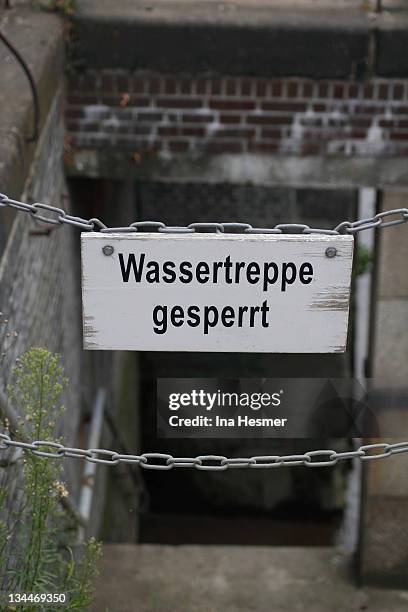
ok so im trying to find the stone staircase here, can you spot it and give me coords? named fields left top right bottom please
left=91, top=545, right=408, bottom=612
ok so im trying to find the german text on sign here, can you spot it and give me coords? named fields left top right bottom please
left=81, top=233, right=354, bottom=353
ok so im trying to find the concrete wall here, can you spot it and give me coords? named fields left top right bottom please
left=360, top=190, right=408, bottom=586
left=0, top=4, right=139, bottom=545
left=0, top=90, right=84, bottom=491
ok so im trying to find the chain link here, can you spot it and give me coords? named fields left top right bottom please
left=1, top=193, right=408, bottom=235
left=1, top=194, right=408, bottom=470
left=1, top=432, right=408, bottom=470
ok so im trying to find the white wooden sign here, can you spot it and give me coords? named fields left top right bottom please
left=81, top=233, right=354, bottom=353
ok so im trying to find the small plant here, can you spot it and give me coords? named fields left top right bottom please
left=0, top=312, right=19, bottom=368
left=354, top=245, right=373, bottom=276
left=0, top=348, right=101, bottom=611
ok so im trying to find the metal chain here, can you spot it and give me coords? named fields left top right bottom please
left=1, top=194, right=408, bottom=470
left=1, top=432, right=408, bottom=470
left=1, top=193, right=407, bottom=235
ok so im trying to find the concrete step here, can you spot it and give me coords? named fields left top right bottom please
left=74, top=1, right=408, bottom=77
left=91, top=544, right=408, bottom=612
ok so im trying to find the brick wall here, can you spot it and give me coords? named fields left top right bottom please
left=67, top=72, right=408, bottom=159
left=0, top=91, right=84, bottom=497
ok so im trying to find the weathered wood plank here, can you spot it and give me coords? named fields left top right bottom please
left=81, top=233, right=354, bottom=353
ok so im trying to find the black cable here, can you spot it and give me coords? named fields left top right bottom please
left=0, top=29, right=40, bottom=143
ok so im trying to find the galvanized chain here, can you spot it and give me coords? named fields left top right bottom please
left=1, top=432, right=408, bottom=470
left=1, top=193, right=407, bottom=235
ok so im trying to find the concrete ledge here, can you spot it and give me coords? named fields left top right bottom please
left=360, top=496, right=408, bottom=587
left=0, top=6, right=63, bottom=204
left=74, top=1, right=408, bottom=77
left=376, top=12, right=408, bottom=76
left=67, top=149, right=408, bottom=189
left=91, top=544, right=408, bottom=611
left=75, top=0, right=369, bottom=77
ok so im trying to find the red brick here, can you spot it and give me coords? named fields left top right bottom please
left=260, top=128, right=281, bottom=139
left=164, top=78, right=177, bottom=94
left=398, top=119, right=408, bottom=129
left=271, top=81, right=283, bottom=97
left=256, top=80, right=268, bottom=98
left=168, top=140, right=190, bottom=152
left=209, top=100, right=255, bottom=111
left=348, top=83, right=360, bottom=98
left=378, top=83, right=389, bottom=100
left=389, top=131, right=408, bottom=140
left=182, top=113, right=214, bottom=123
left=181, top=127, right=206, bottom=137
left=313, top=103, right=327, bottom=112
left=131, top=76, right=146, bottom=94
left=287, top=81, right=298, bottom=98
left=261, top=101, right=306, bottom=112
left=333, top=83, right=344, bottom=99
left=206, top=141, right=243, bottom=153
left=354, top=104, right=384, bottom=114
left=393, top=84, right=404, bottom=100
left=350, top=130, right=367, bottom=139
left=219, top=114, right=242, bottom=124
left=299, top=117, right=323, bottom=127
left=138, top=112, right=163, bottom=122
left=247, top=115, right=291, bottom=125
left=363, top=83, right=374, bottom=99
left=317, top=82, right=329, bottom=98
left=179, top=78, right=193, bottom=95
left=302, top=82, right=314, bottom=98
left=157, top=98, right=202, bottom=109
left=210, top=79, right=222, bottom=95
left=241, top=79, right=253, bottom=96
left=213, top=128, right=255, bottom=139
left=225, top=79, right=237, bottom=96
left=196, top=79, right=208, bottom=95
left=158, top=126, right=180, bottom=137
left=248, top=142, right=279, bottom=153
